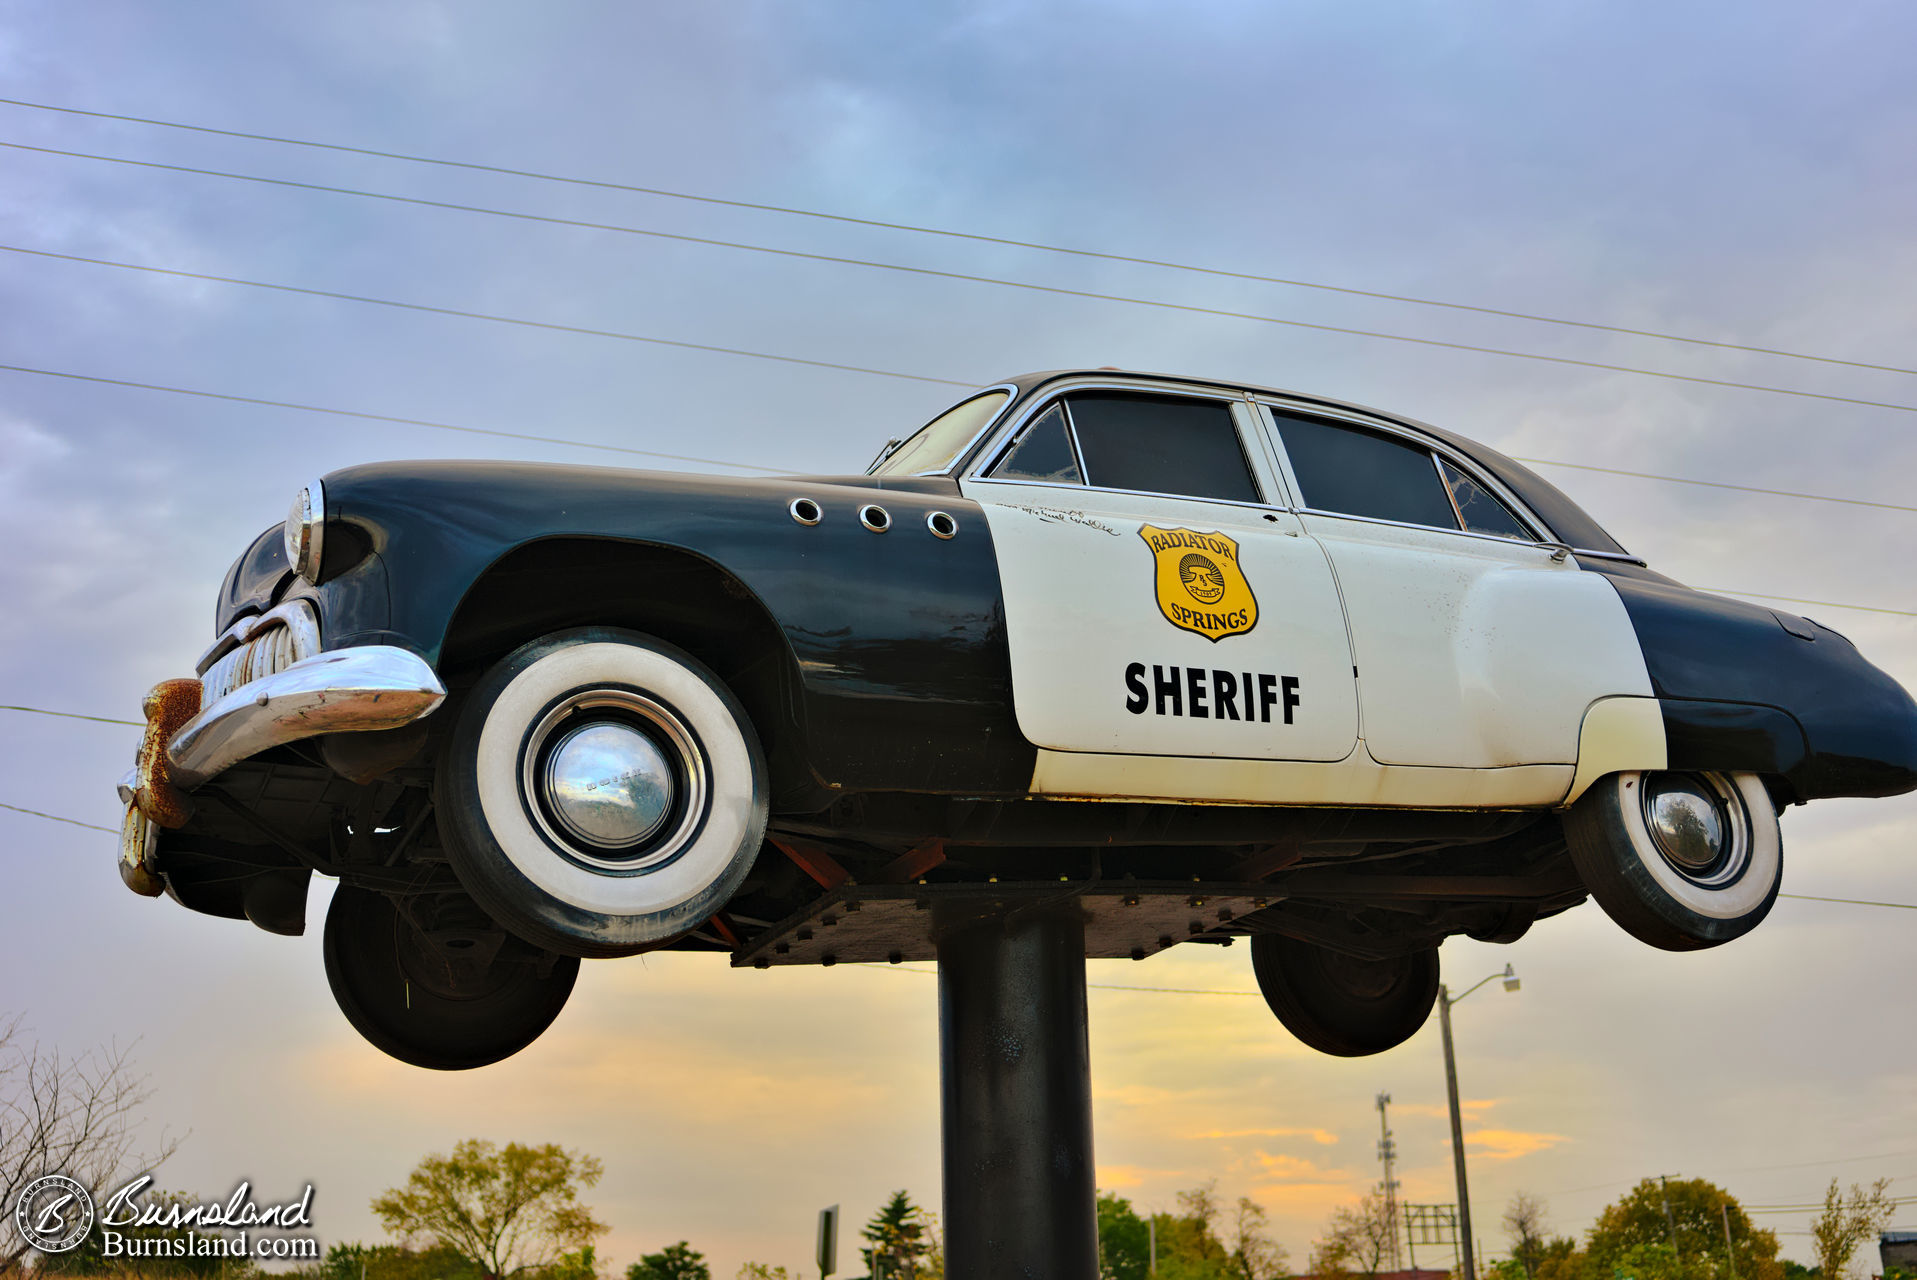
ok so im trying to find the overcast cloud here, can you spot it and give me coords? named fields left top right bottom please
left=2, top=1, right=1914, bottom=1273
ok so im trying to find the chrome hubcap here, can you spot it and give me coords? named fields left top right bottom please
left=521, top=689, right=707, bottom=872
left=1641, top=772, right=1747, bottom=885
left=542, top=722, right=675, bottom=849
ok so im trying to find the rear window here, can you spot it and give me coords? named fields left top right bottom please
left=1274, top=414, right=1460, bottom=529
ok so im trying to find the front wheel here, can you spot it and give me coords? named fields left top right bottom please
left=1250, top=935, right=1439, bottom=1057
left=323, top=886, right=578, bottom=1070
left=438, top=627, right=769, bottom=958
left=1565, top=770, right=1781, bottom=951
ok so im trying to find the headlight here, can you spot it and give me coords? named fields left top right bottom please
left=284, top=480, right=326, bottom=584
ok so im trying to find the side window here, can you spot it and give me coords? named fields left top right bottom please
left=1272, top=413, right=1460, bottom=530
left=1438, top=458, right=1534, bottom=540
left=988, top=404, right=1083, bottom=484
left=1065, top=393, right=1260, bottom=503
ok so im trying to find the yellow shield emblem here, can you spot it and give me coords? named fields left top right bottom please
left=1139, top=525, right=1258, bottom=642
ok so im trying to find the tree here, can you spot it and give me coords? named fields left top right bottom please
left=1505, top=1193, right=1551, bottom=1280
left=861, top=1191, right=932, bottom=1279
left=628, top=1242, right=711, bottom=1280
left=314, top=1241, right=484, bottom=1280
left=1098, top=1192, right=1152, bottom=1280
left=1587, top=1179, right=1781, bottom=1280
left=1807, top=1180, right=1896, bottom=1280
left=1227, top=1197, right=1288, bottom=1280
left=0, top=1014, right=179, bottom=1275
left=1311, top=1192, right=1396, bottom=1280
left=736, top=1266, right=795, bottom=1280
left=1151, top=1182, right=1235, bottom=1280
left=371, top=1139, right=607, bottom=1279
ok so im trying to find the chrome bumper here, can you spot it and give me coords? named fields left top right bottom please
left=170, top=646, right=446, bottom=787
left=117, top=645, right=446, bottom=896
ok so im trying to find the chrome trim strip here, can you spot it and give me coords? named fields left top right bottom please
left=168, top=647, right=446, bottom=789
left=195, top=600, right=322, bottom=676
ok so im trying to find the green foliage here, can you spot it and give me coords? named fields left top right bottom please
left=735, top=1266, right=797, bottom=1280
left=1779, top=1263, right=1821, bottom=1280
left=1588, top=1179, right=1780, bottom=1280
left=861, top=1190, right=932, bottom=1279
left=312, top=1240, right=484, bottom=1280
left=1097, top=1184, right=1265, bottom=1280
left=1098, top=1192, right=1152, bottom=1280
left=627, top=1241, right=711, bottom=1280
left=371, top=1139, right=608, bottom=1280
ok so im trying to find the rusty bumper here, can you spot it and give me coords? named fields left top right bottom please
left=117, top=647, right=446, bottom=896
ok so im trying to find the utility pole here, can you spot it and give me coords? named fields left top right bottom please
left=1377, top=1092, right=1403, bottom=1272
left=1721, top=1201, right=1739, bottom=1280
left=1438, top=987, right=1477, bottom=1280
left=1659, top=1176, right=1680, bottom=1260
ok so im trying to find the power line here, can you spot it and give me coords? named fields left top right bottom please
left=4, top=95, right=1909, bottom=380
left=10, top=243, right=1917, bottom=524
left=0, top=801, right=117, bottom=835
left=0, top=243, right=972, bottom=389
left=1697, top=589, right=1916, bottom=619
left=0, top=364, right=790, bottom=472
left=12, top=139, right=1917, bottom=419
left=1779, top=892, right=1917, bottom=910
left=1513, top=458, right=1917, bottom=516
left=1, top=704, right=140, bottom=727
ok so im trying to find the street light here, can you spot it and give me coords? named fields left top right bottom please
left=1438, top=963, right=1519, bottom=1280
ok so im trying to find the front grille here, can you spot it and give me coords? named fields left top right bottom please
left=200, top=601, right=321, bottom=704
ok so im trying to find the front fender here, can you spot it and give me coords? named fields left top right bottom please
left=317, top=461, right=1031, bottom=796
left=1592, top=565, right=1917, bottom=801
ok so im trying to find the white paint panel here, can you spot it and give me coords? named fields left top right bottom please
left=1301, top=516, right=1654, bottom=768
left=963, top=481, right=1360, bottom=762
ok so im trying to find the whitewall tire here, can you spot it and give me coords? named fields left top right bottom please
left=439, top=628, right=768, bottom=957
left=1565, top=770, right=1781, bottom=951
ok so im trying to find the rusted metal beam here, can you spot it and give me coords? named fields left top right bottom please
left=768, top=837, right=852, bottom=890
left=878, top=839, right=946, bottom=884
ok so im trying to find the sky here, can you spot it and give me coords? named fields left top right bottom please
left=2, top=0, right=1916, bottom=1273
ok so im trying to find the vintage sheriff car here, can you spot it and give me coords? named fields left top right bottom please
left=116, top=370, right=1917, bottom=1068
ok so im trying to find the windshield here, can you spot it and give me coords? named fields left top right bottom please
left=869, top=391, right=1011, bottom=476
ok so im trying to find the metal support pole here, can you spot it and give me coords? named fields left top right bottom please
left=938, top=902, right=1098, bottom=1279
left=1438, top=986, right=1477, bottom=1280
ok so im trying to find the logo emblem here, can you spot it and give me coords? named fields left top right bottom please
left=15, top=1174, right=94, bottom=1255
left=1139, top=525, right=1258, bottom=641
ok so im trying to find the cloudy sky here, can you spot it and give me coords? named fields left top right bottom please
left=3, top=0, right=1915, bottom=1273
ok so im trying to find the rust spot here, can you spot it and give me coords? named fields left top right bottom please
left=134, top=678, right=202, bottom=829
left=118, top=805, right=164, bottom=897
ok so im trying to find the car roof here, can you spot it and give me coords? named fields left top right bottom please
left=983, top=368, right=1628, bottom=556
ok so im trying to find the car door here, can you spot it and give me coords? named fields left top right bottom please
left=1256, top=401, right=1653, bottom=770
left=959, top=383, right=1360, bottom=770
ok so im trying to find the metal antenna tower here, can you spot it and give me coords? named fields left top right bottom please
left=1377, top=1092, right=1404, bottom=1271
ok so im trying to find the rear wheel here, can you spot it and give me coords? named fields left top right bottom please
left=323, top=886, right=577, bottom=1070
left=1250, top=934, right=1439, bottom=1057
left=1566, top=770, right=1781, bottom=951
left=438, top=627, right=769, bottom=958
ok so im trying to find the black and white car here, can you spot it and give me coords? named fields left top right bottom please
left=115, top=369, right=1917, bottom=1067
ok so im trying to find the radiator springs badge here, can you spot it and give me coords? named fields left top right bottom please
left=1139, top=525, right=1258, bottom=641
